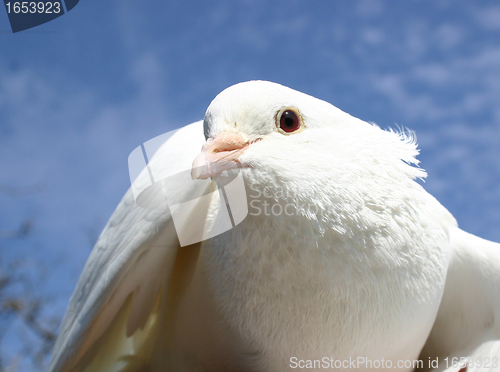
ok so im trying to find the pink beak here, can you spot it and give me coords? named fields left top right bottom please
left=191, top=132, right=250, bottom=179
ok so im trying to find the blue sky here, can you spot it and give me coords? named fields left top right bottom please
left=1, top=0, right=500, bottom=369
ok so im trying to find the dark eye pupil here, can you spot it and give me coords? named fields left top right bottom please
left=280, top=110, right=300, bottom=133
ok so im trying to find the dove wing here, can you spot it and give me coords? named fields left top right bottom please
left=48, top=121, right=214, bottom=372
left=421, top=227, right=500, bottom=371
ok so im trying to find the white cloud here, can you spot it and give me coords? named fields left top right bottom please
left=356, top=0, right=384, bottom=18
left=475, top=6, right=500, bottom=30
left=362, top=28, right=385, bottom=45
left=435, top=24, right=464, bottom=50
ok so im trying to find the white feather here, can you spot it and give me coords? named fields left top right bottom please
left=49, top=81, right=500, bottom=372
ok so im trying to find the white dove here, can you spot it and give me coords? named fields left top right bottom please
left=48, top=81, right=500, bottom=372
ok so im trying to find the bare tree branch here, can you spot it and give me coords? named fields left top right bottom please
left=0, top=185, right=60, bottom=371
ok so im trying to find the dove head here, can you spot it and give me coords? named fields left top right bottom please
left=193, top=81, right=425, bottom=192
left=192, top=81, right=369, bottom=180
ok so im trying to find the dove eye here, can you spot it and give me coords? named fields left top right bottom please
left=277, top=108, right=303, bottom=134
